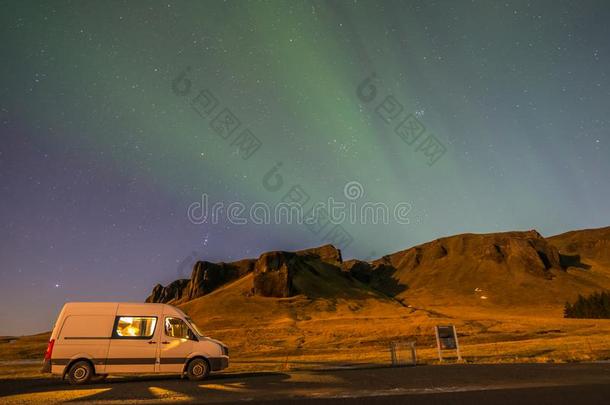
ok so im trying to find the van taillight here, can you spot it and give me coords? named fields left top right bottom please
left=44, top=339, right=55, bottom=360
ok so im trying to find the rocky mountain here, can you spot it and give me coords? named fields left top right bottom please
left=146, top=244, right=345, bottom=303
left=147, top=227, right=610, bottom=309
left=357, top=229, right=610, bottom=308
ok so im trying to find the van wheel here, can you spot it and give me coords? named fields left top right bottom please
left=67, top=361, right=93, bottom=385
left=186, top=358, right=210, bottom=381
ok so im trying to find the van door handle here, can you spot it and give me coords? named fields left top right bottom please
left=161, top=341, right=170, bottom=344
left=148, top=341, right=156, bottom=344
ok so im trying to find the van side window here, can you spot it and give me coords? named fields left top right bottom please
left=113, top=316, right=157, bottom=339
left=165, top=317, right=194, bottom=340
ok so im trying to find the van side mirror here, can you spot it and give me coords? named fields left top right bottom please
left=187, top=329, right=198, bottom=341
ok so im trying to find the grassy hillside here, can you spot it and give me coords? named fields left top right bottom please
left=549, top=226, right=610, bottom=264
left=0, top=333, right=50, bottom=361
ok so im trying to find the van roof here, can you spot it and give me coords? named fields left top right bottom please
left=59, top=302, right=186, bottom=317
left=62, top=302, right=170, bottom=307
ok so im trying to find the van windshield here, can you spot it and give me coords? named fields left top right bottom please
left=185, top=317, right=204, bottom=337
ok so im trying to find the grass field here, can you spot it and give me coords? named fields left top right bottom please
left=3, top=304, right=610, bottom=379
left=182, top=274, right=610, bottom=371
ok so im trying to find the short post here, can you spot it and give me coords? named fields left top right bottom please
left=452, top=324, right=462, bottom=362
left=410, top=341, right=417, bottom=365
left=435, top=327, right=442, bottom=362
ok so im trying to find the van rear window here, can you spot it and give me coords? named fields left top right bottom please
left=113, top=316, right=157, bottom=339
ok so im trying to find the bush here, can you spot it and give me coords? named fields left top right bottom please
left=564, top=291, right=610, bottom=319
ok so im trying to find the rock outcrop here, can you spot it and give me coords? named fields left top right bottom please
left=296, top=244, right=343, bottom=265
left=146, top=279, right=190, bottom=303
left=147, top=245, right=345, bottom=302
left=187, top=259, right=254, bottom=299
left=146, top=258, right=255, bottom=303
left=252, top=251, right=296, bottom=298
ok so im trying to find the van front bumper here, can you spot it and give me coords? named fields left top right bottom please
left=209, top=356, right=229, bottom=371
left=41, top=359, right=52, bottom=373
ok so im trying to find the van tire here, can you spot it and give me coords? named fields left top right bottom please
left=186, top=358, right=210, bottom=381
left=67, top=360, right=93, bottom=385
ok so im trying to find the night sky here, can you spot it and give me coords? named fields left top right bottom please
left=2, top=0, right=609, bottom=335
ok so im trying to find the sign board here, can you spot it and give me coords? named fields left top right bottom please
left=436, top=325, right=457, bottom=349
left=434, top=325, right=462, bottom=361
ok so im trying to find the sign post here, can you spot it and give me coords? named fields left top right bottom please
left=434, top=325, right=462, bottom=362
left=389, top=341, right=417, bottom=366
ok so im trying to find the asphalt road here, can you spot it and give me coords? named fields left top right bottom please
left=1, top=362, right=609, bottom=404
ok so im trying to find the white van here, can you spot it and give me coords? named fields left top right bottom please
left=41, top=302, right=229, bottom=384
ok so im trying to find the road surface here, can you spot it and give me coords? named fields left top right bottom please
left=1, top=362, right=609, bottom=404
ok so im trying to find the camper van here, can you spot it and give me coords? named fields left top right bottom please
left=41, top=302, right=229, bottom=384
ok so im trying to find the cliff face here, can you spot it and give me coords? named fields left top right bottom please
left=187, top=259, right=255, bottom=299
left=146, top=259, right=255, bottom=303
left=251, top=251, right=295, bottom=298
left=250, top=245, right=345, bottom=298
left=146, top=245, right=344, bottom=303
left=295, top=244, right=343, bottom=265
left=147, top=279, right=190, bottom=304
